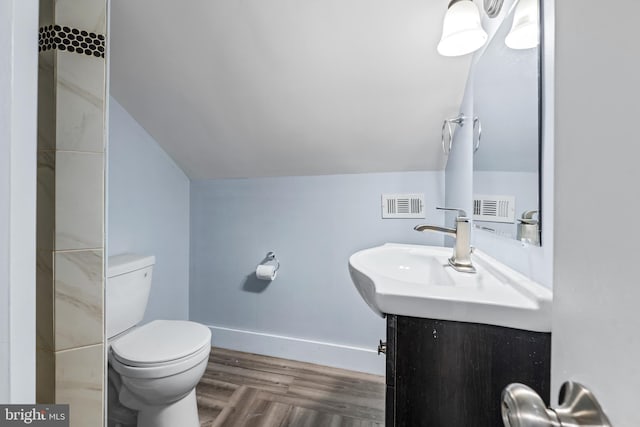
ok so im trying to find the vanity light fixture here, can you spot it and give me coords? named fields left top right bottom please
left=505, top=0, right=539, bottom=49
left=437, top=0, right=488, bottom=57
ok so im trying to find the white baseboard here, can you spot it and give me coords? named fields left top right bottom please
left=206, top=324, right=385, bottom=376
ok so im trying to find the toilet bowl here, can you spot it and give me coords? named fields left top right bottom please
left=109, top=320, right=211, bottom=427
left=106, top=255, right=211, bottom=427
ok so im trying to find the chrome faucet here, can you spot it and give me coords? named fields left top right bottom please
left=414, top=207, right=476, bottom=273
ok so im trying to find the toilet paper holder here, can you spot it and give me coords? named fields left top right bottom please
left=262, top=251, right=280, bottom=272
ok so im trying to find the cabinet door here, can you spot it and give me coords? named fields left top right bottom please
left=394, top=316, right=550, bottom=427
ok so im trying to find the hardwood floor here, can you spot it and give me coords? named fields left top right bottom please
left=196, top=347, right=385, bottom=427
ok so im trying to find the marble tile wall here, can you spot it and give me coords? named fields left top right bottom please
left=36, top=0, right=107, bottom=425
left=55, top=152, right=104, bottom=250
left=54, top=250, right=103, bottom=351
left=55, top=344, right=104, bottom=427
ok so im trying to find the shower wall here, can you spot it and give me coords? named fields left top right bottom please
left=36, top=0, right=107, bottom=425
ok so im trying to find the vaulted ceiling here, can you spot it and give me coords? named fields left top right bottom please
left=110, top=0, right=471, bottom=179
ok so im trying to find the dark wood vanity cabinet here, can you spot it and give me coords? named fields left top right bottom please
left=384, top=315, right=551, bottom=427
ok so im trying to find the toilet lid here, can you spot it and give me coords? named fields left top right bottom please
left=111, top=320, right=211, bottom=366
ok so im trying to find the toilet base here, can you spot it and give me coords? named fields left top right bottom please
left=135, top=389, right=200, bottom=427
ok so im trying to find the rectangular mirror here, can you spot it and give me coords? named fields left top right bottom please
left=472, top=0, right=541, bottom=245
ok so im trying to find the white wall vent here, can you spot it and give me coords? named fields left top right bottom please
left=473, top=195, right=515, bottom=223
left=382, top=194, right=425, bottom=219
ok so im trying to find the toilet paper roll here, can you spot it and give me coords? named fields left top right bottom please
left=256, top=264, right=277, bottom=281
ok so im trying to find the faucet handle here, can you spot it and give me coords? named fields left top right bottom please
left=520, top=210, right=539, bottom=224
left=437, top=207, right=468, bottom=218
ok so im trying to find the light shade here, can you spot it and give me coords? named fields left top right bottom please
left=505, top=0, right=539, bottom=49
left=437, top=0, right=488, bottom=57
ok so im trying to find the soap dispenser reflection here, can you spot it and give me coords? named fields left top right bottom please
left=517, top=210, right=540, bottom=246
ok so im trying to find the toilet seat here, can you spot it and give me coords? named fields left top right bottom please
left=110, top=344, right=210, bottom=379
left=109, top=320, right=211, bottom=379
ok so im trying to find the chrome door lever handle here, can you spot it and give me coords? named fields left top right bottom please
left=501, top=381, right=611, bottom=427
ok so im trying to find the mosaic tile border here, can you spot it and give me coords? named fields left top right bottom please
left=39, top=25, right=105, bottom=58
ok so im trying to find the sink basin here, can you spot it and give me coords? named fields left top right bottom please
left=348, top=243, right=552, bottom=332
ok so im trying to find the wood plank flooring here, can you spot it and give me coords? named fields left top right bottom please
left=196, top=347, right=385, bottom=427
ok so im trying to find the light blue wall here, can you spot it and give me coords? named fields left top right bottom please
left=108, top=97, right=190, bottom=322
left=1, top=0, right=38, bottom=402
left=0, top=34, right=10, bottom=397
left=190, top=172, right=445, bottom=374
left=0, top=26, right=10, bottom=398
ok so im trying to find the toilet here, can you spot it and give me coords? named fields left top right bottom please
left=107, top=254, right=211, bottom=427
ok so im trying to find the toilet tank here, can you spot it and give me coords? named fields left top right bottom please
left=107, top=254, right=155, bottom=339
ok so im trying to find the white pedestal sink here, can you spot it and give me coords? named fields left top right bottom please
left=348, top=243, right=552, bottom=332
